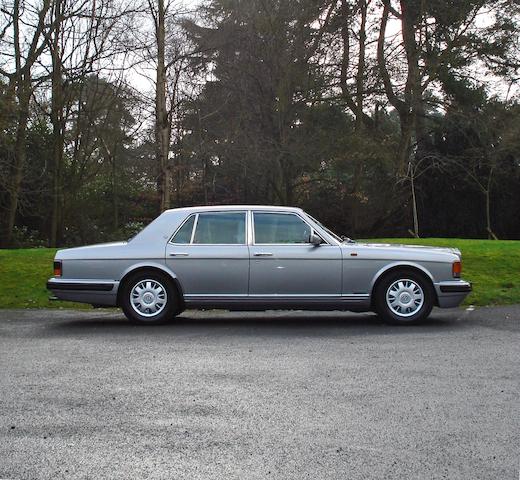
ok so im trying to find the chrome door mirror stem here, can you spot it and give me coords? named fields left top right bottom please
left=309, top=233, right=323, bottom=246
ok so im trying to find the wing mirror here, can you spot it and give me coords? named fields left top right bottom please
left=309, top=232, right=323, bottom=246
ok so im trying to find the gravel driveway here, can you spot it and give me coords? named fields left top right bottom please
left=0, top=306, right=518, bottom=479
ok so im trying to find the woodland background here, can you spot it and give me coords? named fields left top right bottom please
left=1, top=0, right=519, bottom=248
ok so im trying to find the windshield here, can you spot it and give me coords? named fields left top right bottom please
left=307, top=214, right=345, bottom=243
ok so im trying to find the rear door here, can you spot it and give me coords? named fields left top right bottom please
left=249, top=211, right=342, bottom=296
left=165, top=211, right=249, bottom=296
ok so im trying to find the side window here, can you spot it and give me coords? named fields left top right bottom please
left=171, top=215, right=195, bottom=244
left=254, top=212, right=311, bottom=244
left=193, top=212, right=246, bottom=244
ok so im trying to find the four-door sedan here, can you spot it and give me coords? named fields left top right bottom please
left=47, top=205, right=471, bottom=324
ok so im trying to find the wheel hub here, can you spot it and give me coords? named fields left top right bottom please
left=130, top=279, right=167, bottom=317
left=399, top=293, right=411, bottom=304
left=386, top=279, right=424, bottom=317
left=143, top=292, right=155, bottom=304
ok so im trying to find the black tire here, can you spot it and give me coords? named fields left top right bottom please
left=120, top=271, right=178, bottom=324
left=374, top=269, right=434, bottom=325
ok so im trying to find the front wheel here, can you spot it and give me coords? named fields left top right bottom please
left=374, top=270, right=434, bottom=325
left=121, top=271, right=178, bottom=324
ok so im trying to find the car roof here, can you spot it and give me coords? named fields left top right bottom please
left=164, top=205, right=304, bottom=214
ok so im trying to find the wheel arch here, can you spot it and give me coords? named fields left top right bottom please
left=117, top=263, right=185, bottom=309
left=370, top=262, right=437, bottom=307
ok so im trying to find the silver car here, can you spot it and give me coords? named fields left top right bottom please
left=47, top=205, right=471, bottom=324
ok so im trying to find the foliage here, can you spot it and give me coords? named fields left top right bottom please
left=0, top=0, right=519, bottom=247
left=10, top=226, right=47, bottom=248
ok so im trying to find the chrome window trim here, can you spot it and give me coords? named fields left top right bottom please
left=190, top=213, right=199, bottom=244
left=169, top=213, right=196, bottom=245
left=251, top=210, right=331, bottom=246
left=169, top=210, right=248, bottom=246
left=246, top=209, right=254, bottom=245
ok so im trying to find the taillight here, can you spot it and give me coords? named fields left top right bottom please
left=452, top=261, right=461, bottom=278
left=53, top=261, right=62, bottom=277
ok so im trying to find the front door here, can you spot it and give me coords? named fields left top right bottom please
left=249, top=211, right=342, bottom=297
left=165, top=211, right=249, bottom=297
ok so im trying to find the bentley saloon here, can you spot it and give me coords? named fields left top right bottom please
left=47, top=206, right=471, bottom=324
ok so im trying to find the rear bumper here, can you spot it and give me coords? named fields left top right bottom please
left=434, top=280, right=472, bottom=308
left=47, top=278, right=119, bottom=306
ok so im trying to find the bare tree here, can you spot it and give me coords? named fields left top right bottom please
left=150, top=0, right=170, bottom=211
left=401, top=155, right=441, bottom=238
left=377, top=0, right=418, bottom=175
left=376, top=0, right=517, bottom=177
left=339, top=0, right=375, bottom=131
left=0, top=0, right=52, bottom=246
left=46, top=0, right=134, bottom=245
left=142, top=0, right=193, bottom=212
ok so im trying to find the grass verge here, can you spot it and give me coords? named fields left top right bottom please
left=0, top=248, right=87, bottom=309
left=0, top=239, right=518, bottom=308
left=364, top=238, right=520, bottom=306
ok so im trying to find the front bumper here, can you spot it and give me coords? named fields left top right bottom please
left=47, top=278, right=118, bottom=306
left=434, top=280, right=472, bottom=308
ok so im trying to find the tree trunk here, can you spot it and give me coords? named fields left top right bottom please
left=485, top=172, right=498, bottom=240
left=155, top=0, right=171, bottom=212
left=1, top=0, right=51, bottom=247
left=202, top=157, right=208, bottom=204
left=49, top=0, right=64, bottom=247
left=112, top=152, right=119, bottom=230
left=2, top=85, right=30, bottom=247
left=378, top=0, right=424, bottom=176
left=270, top=154, right=287, bottom=204
left=349, top=0, right=368, bottom=235
left=355, top=0, right=367, bottom=133
left=410, top=164, right=419, bottom=237
left=339, top=0, right=373, bottom=130
left=396, top=113, right=414, bottom=176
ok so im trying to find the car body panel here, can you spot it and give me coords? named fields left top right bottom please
left=166, top=244, right=250, bottom=295
left=339, top=242, right=459, bottom=295
left=47, top=205, right=471, bottom=312
left=249, top=244, right=342, bottom=296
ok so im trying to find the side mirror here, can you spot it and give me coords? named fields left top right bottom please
left=309, top=232, right=323, bottom=246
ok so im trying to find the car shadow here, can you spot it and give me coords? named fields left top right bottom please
left=38, top=308, right=471, bottom=338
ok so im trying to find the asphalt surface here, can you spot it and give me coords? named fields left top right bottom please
left=0, top=306, right=518, bottom=480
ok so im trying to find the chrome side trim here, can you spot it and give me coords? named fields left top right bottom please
left=184, top=293, right=369, bottom=298
left=185, top=294, right=249, bottom=297
left=47, top=279, right=117, bottom=292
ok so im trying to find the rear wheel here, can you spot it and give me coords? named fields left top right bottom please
left=374, top=270, right=434, bottom=325
left=121, top=271, right=178, bottom=324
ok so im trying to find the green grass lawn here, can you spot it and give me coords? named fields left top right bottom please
left=363, top=238, right=520, bottom=306
left=0, top=248, right=87, bottom=310
left=0, top=239, right=518, bottom=309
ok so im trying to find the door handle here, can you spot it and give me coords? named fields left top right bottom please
left=169, top=252, right=189, bottom=257
left=253, top=252, right=273, bottom=256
